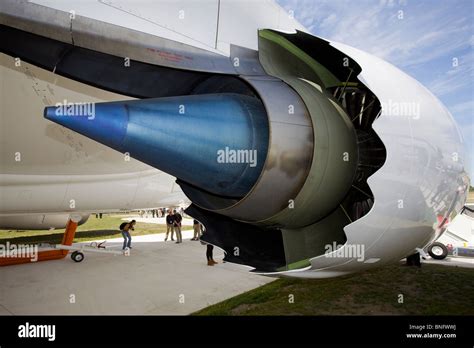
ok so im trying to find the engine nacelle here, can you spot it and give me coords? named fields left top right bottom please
left=43, top=29, right=469, bottom=278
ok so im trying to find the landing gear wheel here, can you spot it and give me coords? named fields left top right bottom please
left=71, top=251, right=85, bottom=263
left=428, top=242, right=448, bottom=260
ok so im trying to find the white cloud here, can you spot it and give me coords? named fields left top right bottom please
left=429, top=52, right=474, bottom=97
left=277, top=0, right=472, bottom=68
left=320, top=13, right=337, bottom=29
left=449, top=100, right=474, bottom=115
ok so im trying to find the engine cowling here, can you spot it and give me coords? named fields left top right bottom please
left=44, top=29, right=469, bottom=277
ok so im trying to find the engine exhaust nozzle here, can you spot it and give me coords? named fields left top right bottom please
left=44, top=94, right=269, bottom=197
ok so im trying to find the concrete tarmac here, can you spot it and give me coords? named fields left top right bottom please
left=423, top=256, right=474, bottom=269
left=0, top=229, right=273, bottom=315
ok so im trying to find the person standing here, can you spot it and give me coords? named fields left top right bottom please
left=192, top=219, right=202, bottom=241
left=173, top=209, right=183, bottom=244
left=121, top=220, right=136, bottom=250
left=165, top=210, right=175, bottom=241
left=205, top=243, right=217, bottom=266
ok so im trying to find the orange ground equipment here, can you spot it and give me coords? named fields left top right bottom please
left=0, top=218, right=78, bottom=267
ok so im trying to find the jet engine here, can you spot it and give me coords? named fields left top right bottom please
left=11, top=21, right=464, bottom=277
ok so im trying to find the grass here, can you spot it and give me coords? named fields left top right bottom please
left=468, top=191, right=474, bottom=203
left=0, top=214, right=168, bottom=245
left=193, top=263, right=474, bottom=315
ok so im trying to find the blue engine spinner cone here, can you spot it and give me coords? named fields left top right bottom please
left=44, top=94, right=269, bottom=198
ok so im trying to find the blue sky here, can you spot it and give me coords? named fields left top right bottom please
left=276, top=0, right=473, bottom=179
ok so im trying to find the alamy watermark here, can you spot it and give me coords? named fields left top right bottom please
left=380, top=99, right=420, bottom=119
left=217, top=147, right=257, bottom=168
left=0, top=242, right=38, bottom=262
left=54, top=100, right=95, bottom=120
left=18, top=322, right=55, bottom=341
left=324, top=242, right=365, bottom=262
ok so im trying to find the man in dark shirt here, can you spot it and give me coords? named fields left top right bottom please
left=165, top=210, right=175, bottom=241
left=173, top=209, right=183, bottom=244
